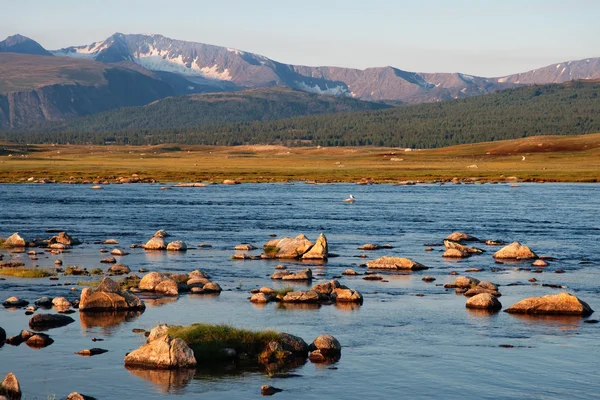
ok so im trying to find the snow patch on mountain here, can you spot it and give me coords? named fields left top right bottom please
left=133, top=45, right=232, bottom=80
left=295, top=81, right=349, bottom=96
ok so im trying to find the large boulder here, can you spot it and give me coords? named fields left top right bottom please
left=166, top=241, right=187, bottom=251
left=0, top=373, right=20, bottom=399
left=108, top=263, right=131, bottom=275
left=281, top=268, right=313, bottom=281
left=283, top=290, right=322, bottom=303
left=466, top=293, right=502, bottom=311
left=302, top=233, right=328, bottom=259
left=153, top=229, right=169, bottom=238
left=79, top=277, right=145, bottom=312
left=442, top=248, right=470, bottom=258
left=279, top=333, right=309, bottom=355
left=139, top=272, right=179, bottom=296
left=250, top=293, right=274, bottom=303
left=464, top=281, right=501, bottom=297
left=48, top=231, right=80, bottom=246
left=25, top=333, right=54, bottom=348
left=29, top=313, right=75, bottom=330
left=124, top=333, right=197, bottom=369
left=51, top=297, right=71, bottom=310
left=309, top=334, right=341, bottom=356
left=262, top=234, right=314, bottom=259
left=144, top=237, right=166, bottom=250
left=445, top=232, right=479, bottom=242
left=505, top=292, right=593, bottom=316
left=366, top=256, right=428, bottom=270
left=333, top=288, right=363, bottom=304
left=4, top=233, right=26, bottom=247
left=493, top=242, right=538, bottom=260
left=0, top=326, right=5, bottom=343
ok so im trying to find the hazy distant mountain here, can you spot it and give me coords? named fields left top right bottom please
left=49, top=32, right=600, bottom=104
left=0, top=34, right=52, bottom=56
left=22, top=87, right=391, bottom=133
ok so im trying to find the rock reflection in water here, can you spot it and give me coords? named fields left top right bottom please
left=80, top=310, right=143, bottom=332
left=466, top=308, right=502, bottom=318
left=126, top=367, right=195, bottom=394
left=334, top=302, right=361, bottom=312
left=275, top=302, right=321, bottom=311
left=507, top=313, right=584, bottom=329
left=142, top=296, right=179, bottom=308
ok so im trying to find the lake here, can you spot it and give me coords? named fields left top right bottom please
left=0, top=183, right=599, bottom=399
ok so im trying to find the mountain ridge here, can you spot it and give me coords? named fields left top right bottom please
left=46, top=32, right=600, bottom=103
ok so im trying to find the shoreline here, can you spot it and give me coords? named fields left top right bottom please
left=1, top=133, right=599, bottom=184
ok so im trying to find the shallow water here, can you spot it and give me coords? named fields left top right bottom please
left=0, top=183, right=599, bottom=399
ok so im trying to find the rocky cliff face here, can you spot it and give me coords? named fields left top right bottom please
left=0, top=54, right=173, bottom=128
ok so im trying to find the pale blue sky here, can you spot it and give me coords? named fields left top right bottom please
left=2, top=0, right=598, bottom=77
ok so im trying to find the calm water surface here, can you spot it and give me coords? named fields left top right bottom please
left=0, top=183, right=599, bottom=399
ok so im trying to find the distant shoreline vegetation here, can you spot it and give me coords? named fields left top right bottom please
left=2, top=80, right=600, bottom=148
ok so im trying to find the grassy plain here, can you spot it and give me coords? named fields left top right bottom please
left=1, top=133, right=599, bottom=183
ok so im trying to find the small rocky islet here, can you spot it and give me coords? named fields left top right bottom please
left=0, top=228, right=596, bottom=398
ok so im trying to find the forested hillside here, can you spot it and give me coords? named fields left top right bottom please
left=4, top=80, right=600, bottom=147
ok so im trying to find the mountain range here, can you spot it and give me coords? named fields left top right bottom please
left=1, top=32, right=600, bottom=129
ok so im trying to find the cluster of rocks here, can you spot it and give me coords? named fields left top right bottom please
left=134, top=270, right=222, bottom=296
left=125, top=325, right=197, bottom=369
left=141, top=230, right=187, bottom=251
left=261, top=233, right=328, bottom=260
left=124, top=324, right=342, bottom=374
left=251, top=280, right=362, bottom=305
left=2, top=231, right=81, bottom=249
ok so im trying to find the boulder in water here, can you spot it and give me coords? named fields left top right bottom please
left=4, top=233, right=26, bottom=247
left=493, top=242, right=538, bottom=260
left=505, top=292, right=593, bottom=316
left=301, top=233, right=328, bottom=259
left=466, top=293, right=502, bottom=311
left=367, top=256, right=428, bottom=270
left=79, top=277, right=145, bottom=312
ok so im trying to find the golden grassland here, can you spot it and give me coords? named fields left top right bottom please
left=1, top=133, right=599, bottom=183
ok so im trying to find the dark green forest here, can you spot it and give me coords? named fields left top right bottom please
left=3, top=80, right=600, bottom=147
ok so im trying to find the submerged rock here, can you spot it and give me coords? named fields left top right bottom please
left=2, top=297, right=29, bottom=308
left=367, top=256, right=428, bottom=270
left=251, top=293, right=274, bottom=303
left=79, top=277, right=145, bottom=312
left=235, top=243, right=257, bottom=251
left=261, top=385, right=283, bottom=396
left=66, top=392, right=97, bottom=400
left=442, top=248, right=470, bottom=258
left=29, top=313, right=75, bottom=330
left=445, top=232, right=479, bottom=242
left=25, top=333, right=54, bottom=348
left=505, top=292, right=593, bottom=316
left=75, top=348, right=108, bottom=356
left=444, top=276, right=480, bottom=289
left=493, top=242, right=538, bottom=260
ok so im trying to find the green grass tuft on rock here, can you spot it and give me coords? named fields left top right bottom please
left=168, top=323, right=281, bottom=362
left=273, top=287, right=294, bottom=297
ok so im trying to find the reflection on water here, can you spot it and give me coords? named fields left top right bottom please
left=126, top=367, right=195, bottom=394
left=466, top=308, right=502, bottom=318
left=275, top=303, right=321, bottom=311
left=80, top=310, right=143, bottom=332
left=142, top=296, right=179, bottom=308
left=334, top=302, right=362, bottom=312
left=506, top=313, right=584, bottom=329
